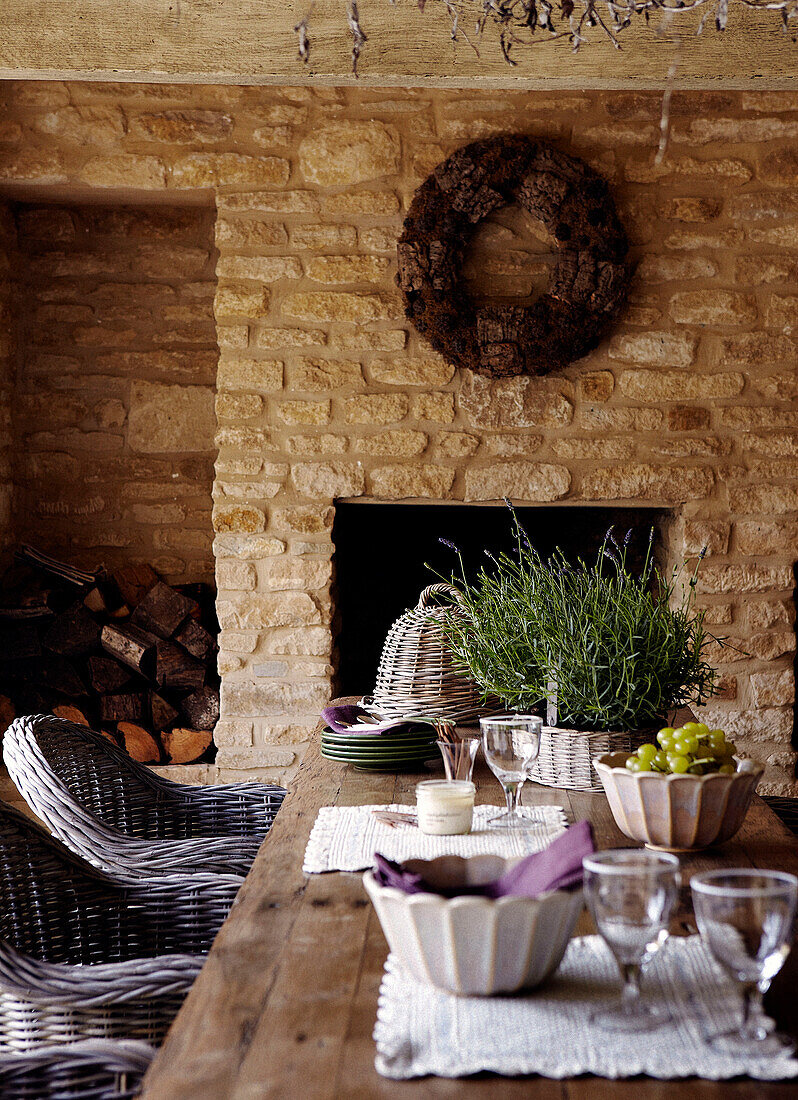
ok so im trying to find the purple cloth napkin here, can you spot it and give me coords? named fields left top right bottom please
left=372, top=820, right=595, bottom=899
left=322, top=705, right=435, bottom=737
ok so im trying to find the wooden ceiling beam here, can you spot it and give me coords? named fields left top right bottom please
left=1, top=0, right=797, bottom=88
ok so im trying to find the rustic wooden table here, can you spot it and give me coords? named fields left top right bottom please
left=141, top=735, right=798, bottom=1099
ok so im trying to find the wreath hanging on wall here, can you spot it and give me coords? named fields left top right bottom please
left=397, top=135, right=631, bottom=379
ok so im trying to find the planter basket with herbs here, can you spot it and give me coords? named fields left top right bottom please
left=438, top=511, right=719, bottom=792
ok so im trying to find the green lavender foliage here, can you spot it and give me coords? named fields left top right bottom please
left=438, top=517, right=719, bottom=732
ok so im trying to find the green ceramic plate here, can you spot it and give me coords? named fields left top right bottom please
left=321, top=735, right=436, bottom=751
left=321, top=729, right=436, bottom=745
left=321, top=747, right=436, bottom=763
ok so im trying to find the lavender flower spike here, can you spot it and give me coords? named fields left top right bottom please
left=439, top=538, right=459, bottom=552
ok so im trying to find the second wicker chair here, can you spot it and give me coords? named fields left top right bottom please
left=4, top=714, right=286, bottom=877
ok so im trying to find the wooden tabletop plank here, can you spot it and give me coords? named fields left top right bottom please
left=142, top=732, right=798, bottom=1099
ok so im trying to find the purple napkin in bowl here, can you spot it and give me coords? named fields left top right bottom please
left=322, top=704, right=436, bottom=737
left=373, top=820, right=595, bottom=899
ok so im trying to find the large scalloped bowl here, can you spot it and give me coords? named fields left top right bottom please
left=594, top=752, right=764, bottom=852
left=363, top=853, right=583, bottom=996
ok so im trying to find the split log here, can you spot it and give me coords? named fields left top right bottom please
left=150, top=692, right=179, bottom=731
left=87, top=655, right=131, bottom=695
left=117, top=722, right=160, bottom=764
left=113, top=563, right=158, bottom=609
left=0, top=695, right=14, bottom=737
left=180, top=686, right=220, bottom=731
left=100, top=693, right=144, bottom=724
left=155, top=641, right=206, bottom=692
left=174, top=618, right=215, bottom=662
left=52, top=704, right=90, bottom=726
left=101, top=622, right=158, bottom=677
left=43, top=603, right=102, bottom=658
left=130, top=581, right=198, bottom=638
left=162, top=727, right=213, bottom=765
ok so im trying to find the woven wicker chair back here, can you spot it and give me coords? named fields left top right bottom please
left=370, top=584, right=498, bottom=723
left=0, top=1039, right=154, bottom=1099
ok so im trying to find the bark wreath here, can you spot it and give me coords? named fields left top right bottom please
left=397, top=136, right=631, bottom=378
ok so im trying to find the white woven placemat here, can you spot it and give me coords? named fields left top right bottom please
left=374, top=934, right=798, bottom=1081
left=302, top=803, right=568, bottom=874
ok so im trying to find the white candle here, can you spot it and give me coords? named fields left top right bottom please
left=416, top=780, right=475, bottom=836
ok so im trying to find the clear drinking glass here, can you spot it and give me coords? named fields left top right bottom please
left=582, top=849, right=680, bottom=1032
left=436, top=736, right=480, bottom=782
left=479, top=715, right=542, bottom=828
left=691, top=869, right=798, bottom=1056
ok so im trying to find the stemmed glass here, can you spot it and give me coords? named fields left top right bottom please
left=479, top=715, right=542, bottom=828
left=582, top=849, right=680, bottom=1032
left=691, top=869, right=798, bottom=1056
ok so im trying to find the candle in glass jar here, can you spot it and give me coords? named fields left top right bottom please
left=416, top=780, right=475, bottom=835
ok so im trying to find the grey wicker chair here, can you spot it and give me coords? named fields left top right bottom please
left=4, top=714, right=285, bottom=877
left=0, top=1039, right=154, bottom=1099
left=0, top=798, right=241, bottom=1050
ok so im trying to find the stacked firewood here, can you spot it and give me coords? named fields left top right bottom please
left=0, top=548, right=219, bottom=764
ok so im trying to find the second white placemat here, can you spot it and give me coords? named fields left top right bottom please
left=302, top=803, right=568, bottom=874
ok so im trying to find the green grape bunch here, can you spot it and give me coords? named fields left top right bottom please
left=625, top=722, right=737, bottom=777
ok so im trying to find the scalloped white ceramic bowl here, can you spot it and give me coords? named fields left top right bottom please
left=594, top=752, right=764, bottom=853
left=363, top=853, right=583, bottom=996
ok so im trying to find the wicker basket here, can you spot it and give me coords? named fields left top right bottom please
left=530, top=725, right=654, bottom=792
left=367, top=584, right=498, bottom=724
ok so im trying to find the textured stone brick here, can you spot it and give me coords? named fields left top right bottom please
left=212, top=505, right=266, bottom=534
left=357, top=430, right=427, bottom=456
left=33, top=106, right=125, bottom=145
left=344, top=394, right=408, bottom=424
left=292, top=358, right=363, bottom=391
left=215, top=427, right=270, bottom=452
left=484, top=434, right=543, bottom=457
left=283, top=292, right=398, bottom=324
left=696, top=565, right=793, bottom=594
left=324, top=191, right=399, bottom=215
left=330, top=330, right=406, bottom=351
left=215, top=534, right=285, bottom=559
left=262, top=558, right=331, bottom=591
left=608, top=331, right=696, bottom=367
left=273, top=506, right=334, bottom=534
left=722, top=408, right=798, bottom=430
left=460, top=375, right=572, bottom=430
left=359, top=228, right=397, bottom=253
left=744, top=600, right=795, bottom=631
left=436, top=432, right=479, bottom=458
left=291, top=225, right=357, bottom=250
left=580, top=407, right=664, bottom=432
left=667, top=406, right=711, bottom=432
left=306, top=255, right=390, bottom=283
left=760, top=148, right=798, bottom=187
left=670, top=291, right=756, bottom=326
left=683, top=521, right=729, bottom=556
left=661, top=197, right=722, bottom=222
left=217, top=256, right=302, bottom=282
left=171, top=153, right=289, bottom=187
left=277, top=400, right=330, bottom=425
left=216, top=358, right=282, bottom=391
left=737, top=256, right=798, bottom=286
left=130, top=110, right=233, bottom=143
left=215, top=283, right=270, bottom=318
left=215, top=392, right=263, bottom=420
left=371, top=356, right=455, bottom=387
left=736, top=520, right=798, bottom=555
left=581, top=465, right=714, bottom=503
left=0, top=150, right=66, bottom=184
left=79, top=155, right=166, bottom=188
left=619, top=371, right=744, bottom=401
left=218, top=191, right=318, bottom=214
left=579, top=371, right=614, bottom=402
left=285, top=434, right=347, bottom=455
left=413, top=392, right=455, bottom=423
left=290, top=463, right=365, bottom=498
left=128, top=381, right=214, bottom=453
left=729, top=485, right=798, bottom=514
left=638, top=256, right=718, bottom=282
left=216, top=220, right=288, bottom=248
left=251, top=328, right=325, bottom=349
left=766, top=295, right=798, bottom=334
left=369, top=465, right=455, bottom=499
left=750, top=669, right=795, bottom=708
left=299, top=122, right=400, bottom=186
left=225, top=592, right=321, bottom=631
left=465, top=463, right=570, bottom=503
left=217, top=560, right=257, bottom=590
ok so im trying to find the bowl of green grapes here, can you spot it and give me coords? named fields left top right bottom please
left=594, top=722, right=763, bottom=852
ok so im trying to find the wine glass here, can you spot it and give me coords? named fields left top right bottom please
left=582, top=849, right=680, bottom=1032
left=691, top=869, right=798, bottom=1056
left=479, top=715, right=542, bottom=828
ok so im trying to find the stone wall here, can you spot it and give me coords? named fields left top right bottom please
left=0, top=82, right=797, bottom=790
left=11, top=202, right=218, bottom=584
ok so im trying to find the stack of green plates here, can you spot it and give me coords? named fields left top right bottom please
left=321, top=726, right=439, bottom=771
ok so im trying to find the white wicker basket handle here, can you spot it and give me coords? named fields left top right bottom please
left=416, top=583, right=463, bottom=609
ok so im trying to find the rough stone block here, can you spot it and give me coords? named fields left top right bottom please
left=79, top=155, right=166, bottom=188
left=290, top=463, right=365, bottom=499
left=306, top=255, right=390, bottom=283
left=460, top=374, right=573, bottom=429
left=215, top=283, right=270, bottom=318
left=215, top=392, right=263, bottom=420
left=212, top=505, right=266, bottom=534
left=729, top=485, right=798, bottom=514
left=413, top=392, right=455, bottom=423
left=750, top=669, right=795, bottom=708
left=217, top=560, right=257, bottom=590
left=619, top=371, right=744, bottom=401
left=251, top=328, right=326, bottom=349
left=129, top=110, right=233, bottom=143
left=578, top=371, right=615, bottom=402
left=683, top=520, right=729, bottom=556
left=669, top=291, right=757, bottom=326
left=215, top=220, right=288, bottom=248
left=216, top=358, right=283, bottom=391
left=277, top=400, right=330, bottom=425
left=292, top=358, right=363, bottom=391
left=436, top=432, right=479, bottom=458
left=283, top=292, right=399, bottom=324
left=344, top=394, right=408, bottom=424
left=370, top=356, right=455, bottom=387
left=607, top=331, right=696, bottom=367
left=217, top=256, right=302, bottom=282
left=299, top=121, right=400, bottom=186
left=291, top=225, right=357, bottom=250
left=697, top=565, right=793, bottom=594
left=172, top=153, right=289, bottom=187
left=580, top=464, right=714, bottom=503
left=356, top=430, right=427, bottom=456
left=465, top=463, right=570, bottom=502
left=369, top=465, right=455, bottom=499
left=272, top=506, right=334, bottom=534
left=129, top=381, right=215, bottom=453
left=261, top=558, right=332, bottom=591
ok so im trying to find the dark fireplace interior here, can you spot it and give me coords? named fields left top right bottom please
left=332, top=503, right=668, bottom=699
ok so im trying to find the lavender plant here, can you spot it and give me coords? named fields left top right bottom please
left=438, top=511, right=719, bottom=732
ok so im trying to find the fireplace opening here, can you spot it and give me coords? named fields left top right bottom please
left=0, top=199, right=221, bottom=767
left=332, top=503, right=668, bottom=700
